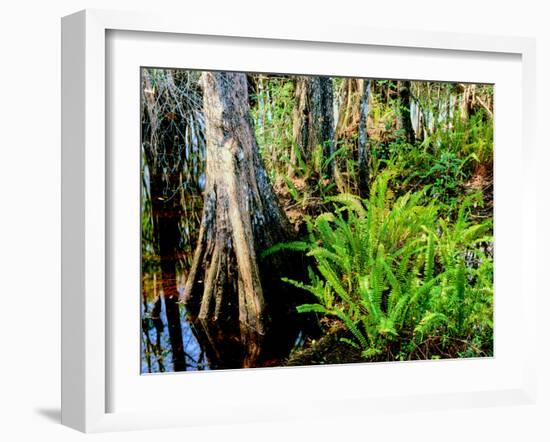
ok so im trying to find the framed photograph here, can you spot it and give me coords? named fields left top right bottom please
left=61, top=9, right=537, bottom=432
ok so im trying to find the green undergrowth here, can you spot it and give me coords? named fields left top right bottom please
left=264, top=171, right=493, bottom=361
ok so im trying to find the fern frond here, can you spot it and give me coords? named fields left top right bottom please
left=340, top=337, right=360, bottom=349
left=334, top=308, right=368, bottom=348
left=424, top=232, right=435, bottom=280
left=296, top=303, right=329, bottom=314
left=358, top=276, right=382, bottom=321
left=414, top=312, right=449, bottom=340
left=327, top=193, right=367, bottom=217
left=361, top=347, right=383, bottom=359
left=261, top=241, right=310, bottom=258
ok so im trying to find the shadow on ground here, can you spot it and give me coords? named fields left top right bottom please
left=35, top=407, right=61, bottom=423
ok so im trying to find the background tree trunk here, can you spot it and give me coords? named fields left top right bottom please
left=357, top=79, right=371, bottom=198
left=289, top=76, right=334, bottom=178
left=183, top=72, right=294, bottom=337
left=398, top=80, right=415, bottom=144
left=334, top=78, right=370, bottom=193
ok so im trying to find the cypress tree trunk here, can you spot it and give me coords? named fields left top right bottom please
left=289, top=77, right=307, bottom=177
left=398, top=80, right=415, bottom=144
left=357, top=79, right=371, bottom=198
left=183, top=72, right=294, bottom=336
left=289, top=76, right=334, bottom=178
left=334, top=78, right=370, bottom=193
left=317, top=77, right=335, bottom=168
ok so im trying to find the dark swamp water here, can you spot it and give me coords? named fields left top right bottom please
left=140, top=273, right=308, bottom=373
left=141, top=274, right=209, bottom=373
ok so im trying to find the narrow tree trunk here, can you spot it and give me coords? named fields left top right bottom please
left=318, top=77, right=335, bottom=170
left=289, top=77, right=308, bottom=177
left=398, top=80, right=415, bottom=144
left=289, top=76, right=334, bottom=178
left=357, top=79, right=371, bottom=198
left=183, top=72, right=294, bottom=337
left=334, top=78, right=366, bottom=193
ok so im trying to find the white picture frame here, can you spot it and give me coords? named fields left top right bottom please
left=61, top=9, right=537, bottom=433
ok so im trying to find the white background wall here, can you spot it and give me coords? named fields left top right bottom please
left=0, top=1, right=548, bottom=440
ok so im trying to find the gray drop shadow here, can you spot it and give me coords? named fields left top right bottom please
left=35, top=407, right=61, bottom=423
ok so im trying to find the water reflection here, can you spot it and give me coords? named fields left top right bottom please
left=140, top=272, right=308, bottom=372
left=141, top=274, right=209, bottom=373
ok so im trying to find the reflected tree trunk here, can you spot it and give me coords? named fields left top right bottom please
left=149, top=148, right=187, bottom=373
left=147, top=138, right=186, bottom=372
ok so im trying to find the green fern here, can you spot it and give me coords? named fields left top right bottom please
left=269, top=171, right=493, bottom=360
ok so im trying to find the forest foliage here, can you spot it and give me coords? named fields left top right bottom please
left=141, top=69, right=493, bottom=368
